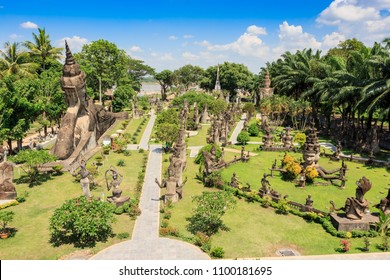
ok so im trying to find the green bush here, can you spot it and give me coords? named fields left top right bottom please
left=248, top=123, right=259, bottom=136
left=194, top=144, right=222, bottom=164
left=117, top=232, right=130, bottom=239
left=117, top=159, right=126, bottom=166
left=210, top=246, right=225, bottom=258
left=49, top=196, right=116, bottom=248
left=237, top=131, right=250, bottom=145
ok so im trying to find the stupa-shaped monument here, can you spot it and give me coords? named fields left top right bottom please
left=259, top=69, right=274, bottom=100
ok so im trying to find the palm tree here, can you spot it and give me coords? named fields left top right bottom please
left=357, top=41, right=390, bottom=127
left=0, top=41, right=37, bottom=78
left=24, top=28, right=63, bottom=71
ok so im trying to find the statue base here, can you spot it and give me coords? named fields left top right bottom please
left=0, top=192, right=17, bottom=200
left=164, top=193, right=179, bottom=204
left=330, top=213, right=378, bottom=232
left=107, top=196, right=130, bottom=207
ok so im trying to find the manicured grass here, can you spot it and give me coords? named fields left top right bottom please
left=164, top=145, right=389, bottom=258
left=0, top=149, right=146, bottom=260
left=186, top=124, right=209, bottom=147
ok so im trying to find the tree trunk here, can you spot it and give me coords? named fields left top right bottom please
left=7, top=139, right=13, bottom=154
left=17, top=138, right=23, bottom=151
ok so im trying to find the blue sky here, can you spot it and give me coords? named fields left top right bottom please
left=1, top=0, right=390, bottom=73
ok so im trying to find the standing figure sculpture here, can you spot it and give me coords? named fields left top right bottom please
left=155, top=176, right=187, bottom=203
left=105, top=166, right=129, bottom=207
left=0, top=147, right=16, bottom=200
left=75, top=159, right=92, bottom=198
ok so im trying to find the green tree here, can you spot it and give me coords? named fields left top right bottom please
left=0, top=211, right=14, bottom=234
left=9, top=149, right=57, bottom=187
left=155, top=123, right=179, bottom=149
left=237, top=131, right=250, bottom=145
left=112, top=84, right=134, bottom=112
left=200, top=62, right=254, bottom=101
left=74, top=39, right=127, bottom=101
left=24, top=28, right=63, bottom=72
left=174, top=64, right=204, bottom=90
left=0, top=41, right=37, bottom=78
left=123, top=57, right=155, bottom=92
left=186, top=191, right=236, bottom=236
left=49, top=196, right=116, bottom=248
left=248, top=123, right=259, bottom=136
left=154, top=70, right=174, bottom=101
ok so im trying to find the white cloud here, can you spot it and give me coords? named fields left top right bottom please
left=168, top=35, right=178, bottom=40
left=247, top=25, right=267, bottom=35
left=160, top=53, right=173, bottom=61
left=9, top=34, right=22, bottom=40
left=20, top=21, right=38, bottom=29
left=275, top=21, right=321, bottom=53
left=129, top=45, right=142, bottom=52
left=183, top=34, right=194, bottom=39
left=182, top=52, right=199, bottom=61
left=316, top=0, right=390, bottom=44
left=198, top=25, right=270, bottom=58
left=322, top=32, right=346, bottom=49
left=58, top=36, right=89, bottom=53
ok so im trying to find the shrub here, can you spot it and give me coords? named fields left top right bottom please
left=138, top=148, right=145, bottom=153
left=284, top=161, right=301, bottom=180
left=194, top=144, right=222, bottom=164
left=102, top=145, right=110, bottom=155
left=161, top=219, right=170, bottom=228
left=49, top=196, right=116, bottom=248
left=186, top=191, right=236, bottom=236
left=294, top=132, right=306, bottom=148
left=0, top=211, right=15, bottom=233
left=204, top=171, right=225, bottom=189
left=210, top=247, right=225, bottom=258
left=248, top=123, right=259, bottom=137
left=339, top=239, right=351, bottom=252
left=304, top=166, right=318, bottom=182
left=237, top=131, right=250, bottom=145
left=15, top=191, right=29, bottom=203
left=282, top=153, right=294, bottom=167
left=163, top=211, right=172, bottom=220
left=117, top=232, right=130, bottom=240
left=194, top=232, right=211, bottom=252
left=117, top=159, right=126, bottom=167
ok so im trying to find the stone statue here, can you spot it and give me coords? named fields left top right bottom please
left=75, top=159, right=91, bottom=198
left=331, top=176, right=372, bottom=220
left=230, top=172, right=240, bottom=188
left=0, top=147, right=16, bottom=200
left=105, top=166, right=129, bottom=206
left=378, top=188, right=390, bottom=215
left=282, top=127, right=293, bottom=149
left=155, top=176, right=187, bottom=203
left=52, top=42, right=127, bottom=169
left=259, top=173, right=271, bottom=197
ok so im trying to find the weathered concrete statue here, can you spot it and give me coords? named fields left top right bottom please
left=105, top=166, right=129, bottom=206
left=0, top=147, right=16, bottom=200
left=52, top=41, right=127, bottom=169
left=76, top=159, right=91, bottom=198
left=155, top=176, right=187, bottom=203
left=331, top=176, right=372, bottom=220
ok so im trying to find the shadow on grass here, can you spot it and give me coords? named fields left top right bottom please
left=14, top=173, right=54, bottom=187
left=50, top=231, right=115, bottom=249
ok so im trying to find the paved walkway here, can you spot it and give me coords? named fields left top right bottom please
left=92, top=112, right=209, bottom=260
left=229, top=113, right=247, bottom=144
left=188, top=146, right=204, bottom=158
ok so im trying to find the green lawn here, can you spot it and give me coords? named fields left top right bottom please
left=163, top=146, right=389, bottom=258
left=0, top=148, right=146, bottom=260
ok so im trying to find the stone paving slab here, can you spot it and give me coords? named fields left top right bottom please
left=188, top=146, right=204, bottom=158
left=229, top=113, right=247, bottom=144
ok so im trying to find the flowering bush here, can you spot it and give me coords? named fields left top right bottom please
left=340, top=239, right=351, bottom=252
left=282, top=153, right=294, bottom=167
left=305, top=166, right=318, bottom=182
left=285, top=162, right=302, bottom=180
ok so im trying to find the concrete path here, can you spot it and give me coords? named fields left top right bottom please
left=188, top=146, right=204, bottom=158
left=138, top=109, right=156, bottom=150
left=92, top=120, right=209, bottom=260
left=229, top=113, right=247, bottom=144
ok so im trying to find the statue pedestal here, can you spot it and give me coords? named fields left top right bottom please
left=164, top=193, right=178, bottom=204
left=330, top=213, right=378, bottom=232
left=0, top=192, right=17, bottom=200
left=107, top=196, right=130, bottom=207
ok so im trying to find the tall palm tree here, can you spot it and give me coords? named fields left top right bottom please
left=0, top=41, right=37, bottom=78
left=357, top=41, right=390, bottom=126
left=24, top=28, right=63, bottom=71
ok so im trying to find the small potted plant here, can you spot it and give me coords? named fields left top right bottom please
left=0, top=211, right=15, bottom=239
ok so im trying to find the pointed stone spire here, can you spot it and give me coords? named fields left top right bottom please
left=264, top=69, right=271, bottom=88
left=64, top=40, right=75, bottom=65
left=214, top=64, right=221, bottom=91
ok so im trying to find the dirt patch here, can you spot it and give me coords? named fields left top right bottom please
left=59, top=249, right=94, bottom=260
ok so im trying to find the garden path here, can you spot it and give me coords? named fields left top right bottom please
left=91, top=110, right=209, bottom=260
left=229, top=113, right=247, bottom=144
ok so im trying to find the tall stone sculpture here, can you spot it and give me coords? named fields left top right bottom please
left=0, top=147, right=16, bottom=200
left=52, top=42, right=127, bottom=169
